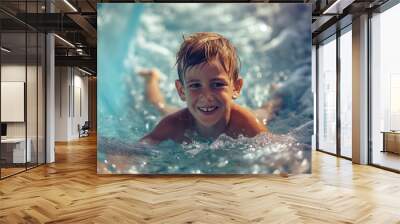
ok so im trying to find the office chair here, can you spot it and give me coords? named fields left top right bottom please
left=79, top=121, right=90, bottom=138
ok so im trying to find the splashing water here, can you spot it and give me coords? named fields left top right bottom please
left=98, top=132, right=310, bottom=174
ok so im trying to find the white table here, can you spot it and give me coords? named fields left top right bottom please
left=1, top=138, right=31, bottom=163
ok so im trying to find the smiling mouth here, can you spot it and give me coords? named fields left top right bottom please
left=198, top=106, right=218, bottom=113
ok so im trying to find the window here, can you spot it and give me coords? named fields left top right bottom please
left=371, top=2, right=400, bottom=171
left=317, top=36, right=337, bottom=154
left=339, top=28, right=352, bottom=158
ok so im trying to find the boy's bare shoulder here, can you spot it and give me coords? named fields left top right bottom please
left=228, top=104, right=267, bottom=137
left=140, top=109, right=191, bottom=144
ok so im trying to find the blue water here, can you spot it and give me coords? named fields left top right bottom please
left=97, top=3, right=312, bottom=174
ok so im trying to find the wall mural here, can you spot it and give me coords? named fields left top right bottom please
left=98, top=3, right=312, bottom=174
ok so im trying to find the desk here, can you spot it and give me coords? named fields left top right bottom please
left=381, top=131, right=400, bottom=154
left=1, top=138, right=31, bottom=163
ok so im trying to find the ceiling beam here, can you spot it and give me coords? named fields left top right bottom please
left=12, top=13, right=82, bottom=32
left=322, top=0, right=356, bottom=14
left=55, top=55, right=96, bottom=72
left=67, top=13, right=97, bottom=45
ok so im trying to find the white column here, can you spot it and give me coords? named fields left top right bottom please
left=352, top=14, right=369, bottom=164
left=46, top=33, right=55, bottom=163
left=312, top=45, right=317, bottom=150
left=45, top=1, right=55, bottom=163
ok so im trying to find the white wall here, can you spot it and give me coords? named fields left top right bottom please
left=55, top=67, right=89, bottom=141
left=1, top=65, right=26, bottom=140
left=55, top=67, right=69, bottom=141
left=1, top=65, right=40, bottom=137
left=73, top=73, right=89, bottom=137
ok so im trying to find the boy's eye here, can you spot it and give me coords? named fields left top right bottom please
left=211, top=82, right=227, bottom=88
left=188, top=83, right=201, bottom=89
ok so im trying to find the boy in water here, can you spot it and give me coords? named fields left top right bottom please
left=139, top=32, right=281, bottom=145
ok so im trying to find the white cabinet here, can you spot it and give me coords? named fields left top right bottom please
left=1, top=138, right=32, bottom=163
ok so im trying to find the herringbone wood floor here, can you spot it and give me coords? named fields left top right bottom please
left=1, top=135, right=400, bottom=223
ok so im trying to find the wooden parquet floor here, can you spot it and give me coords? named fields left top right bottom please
left=1, top=135, right=400, bottom=223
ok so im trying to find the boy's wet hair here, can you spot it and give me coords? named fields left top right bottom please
left=176, top=32, right=240, bottom=83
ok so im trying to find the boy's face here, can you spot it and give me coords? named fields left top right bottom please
left=175, top=60, right=243, bottom=128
